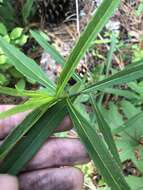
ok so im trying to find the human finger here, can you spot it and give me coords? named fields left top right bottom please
left=0, top=174, right=19, bottom=190
left=0, top=105, right=29, bottom=139
left=25, top=138, right=89, bottom=171
left=0, top=105, right=72, bottom=139
left=19, top=167, right=83, bottom=190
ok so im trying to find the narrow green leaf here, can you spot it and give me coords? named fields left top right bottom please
left=113, top=112, right=143, bottom=134
left=22, top=0, right=35, bottom=23
left=67, top=99, right=130, bottom=190
left=30, top=30, right=65, bottom=66
left=0, top=96, right=54, bottom=119
left=128, top=82, right=143, bottom=95
left=0, top=37, right=56, bottom=93
left=57, top=0, right=120, bottom=96
left=0, top=85, right=51, bottom=98
left=82, top=60, right=143, bottom=94
left=0, top=101, right=67, bottom=175
left=99, top=102, right=124, bottom=130
left=99, top=88, right=140, bottom=100
left=106, top=32, right=117, bottom=76
left=90, top=95, right=121, bottom=166
left=120, top=100, right=140, bottom=119
left=0, top=105, right=48, bottom=160
left=30, top=30, right=81, bottom=82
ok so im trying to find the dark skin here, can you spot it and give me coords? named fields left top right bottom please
left=0, top=105, right=90, bottom=190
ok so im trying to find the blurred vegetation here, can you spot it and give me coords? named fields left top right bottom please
left=0, top=0, right=143, bottom=190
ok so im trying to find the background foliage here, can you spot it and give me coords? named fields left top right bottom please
left=0, top=0, right=143, bottom=189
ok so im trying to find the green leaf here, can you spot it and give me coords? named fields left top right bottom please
left=30, top=30, right=81, bottom=82
left=57, top=0, right=121, bottom=96
left=100, top=103, right=124, bottom=130
left=136, top=0, right=143, bottom=16
left=67, top=99, right=130, bottom=190
left=126, top=176, right=143, bottom=190
left=120, top=100, right=140, bottom=119
left=0, top=96, right=54, bottom=119
left=113, top=106, right=143, bottom=171
left=0, top=85, right=52, bottom=98
left=128, top=82, right=143, bottom=95
left=0, top=101, right=67, bottom=175
left=30, top=30, right=65, bottom=66
left=106, top=32, right=117, bottom=76
left=0, top=105, right=48, bottom=160
left=113, top=112, right=143, bottom=134
left=90, top=95, right=121, bottom=167
left=22, top=0, right=35, bottom=23
left=15, top=79, right=25, bottom=91
left=16, top=34, right=28, bottom=46
left=0, top=22, right=7, bottom=35
left=10, top=27, right=23, bottom=40
left=99, top=88, right=140, bottom=100
left=0, top=1, right=16, bottom=30
left=115, top=124, right=143, bottom=166
left=82, top=60, right=143, bottom=94
left=0, top=36, right=56, bottom=94
left=0, top=54, right=7, bottom=64
left=0, top=73, right=8, bottom=85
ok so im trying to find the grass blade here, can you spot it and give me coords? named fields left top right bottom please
left=106, top=32, right=117, bottom=76
left=0, top=105, right=48, bottom=160
left=22, top=0, right=35, bottom=23
left=0, top=96, right=54, bottom=119
left=0, top=101, right=67, bottom=175
left=57, top=0, right=120, bottom=96
left=30, top=30, right=81, bottom=82
left=90, top=95, right=121, bottom=167
left=0, top=37, right=56, bottom=93
left=82, top=60, right=143, bottom=94
left=99, top=88, right=140, bottom=100
left=113, top=112, right=143, bottom=134
left=67, top=99, right=130, bottom=190
left=30, top=30, right=65, bottom=66
left=0, top=85, right=52, bottom=98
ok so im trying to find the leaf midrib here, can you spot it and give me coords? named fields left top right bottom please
left=67, top=100, right=124, bottom=190
left=0, top=38, right=56, bottom=91
left=57, top=0, right=120, bottom=96
left=7, top=104, right=63, bottom=173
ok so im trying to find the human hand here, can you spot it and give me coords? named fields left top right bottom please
left=0, top=174, right=19, bottom=190
left=0, top=105, right=89, bottom=190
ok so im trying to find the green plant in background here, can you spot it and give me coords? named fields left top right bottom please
left=0, top=0, right=36, bottom=28
left=77, top=162, right=96, bottom=190
left=1, top=0, right=143, bottom=189
left=132, top=43, right=143, bottom=62
left=136, top=0, right=143, bottom=16
left=0, top=0, right=17, bottom=29
left=0, top=22, right=28, bottom=86
left=22, top=0, right=35, bottom=24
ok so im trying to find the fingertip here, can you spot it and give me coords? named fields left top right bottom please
left=57, top=116, right=72, bottom=132
left=69, top=167, right=84, bottom=190
left=19, top=167, right=84, bottom=190
left=0, top=174, right=19, bottom=190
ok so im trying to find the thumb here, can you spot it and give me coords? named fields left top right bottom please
left=0, top=174, right=19, bottom=190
